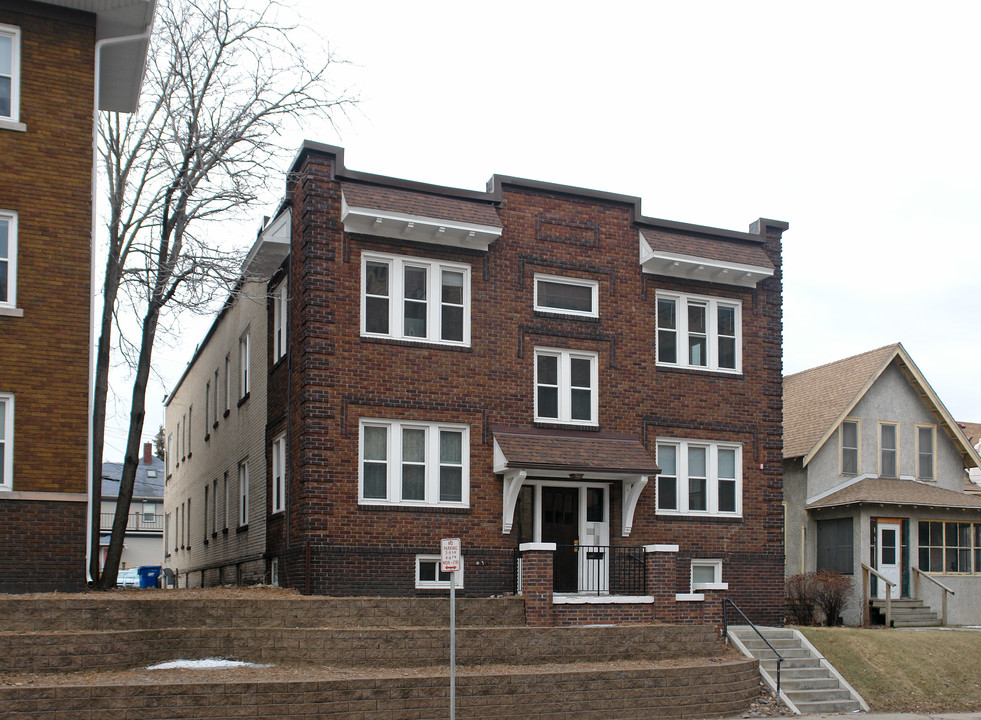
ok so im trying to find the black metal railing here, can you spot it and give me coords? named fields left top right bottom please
left=101, top=512, right=163, bottom=533
left=722, top=598, right=783, bottom=705
left=555, top=544, right=646, bottom=596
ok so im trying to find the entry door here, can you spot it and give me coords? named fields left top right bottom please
left=542, top=486, right=578, bottom=593
left=877, top=522, right=901, bottom=599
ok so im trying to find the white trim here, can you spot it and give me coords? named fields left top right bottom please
left=643, top=544, right=679, bottom=553
left=640, top=233, right=773, bottom=288
left=415, top=554, right=464, bottom=589
left=361, top=252, right=471, bottom=346
left=621, top=475, right=647, bottom=537
left=533, top=274, right=599, bottom=318
left=553, top=594, right=654, bottom=604
left=0, top=24, right=21, bottom=124
left=655, top=439, right=742, bottom=517
left=342, top=194, right=502, bottom=252
left=501, top=468, right=527, bottom=533
left=518, top=542, right=556, bottom=552
left=655, top=291, right=742, bottom=374
left=675, top=593, right=705, bottom=601
left=238, top=330, right=251, bottom=398
left=271, top=433, right=286, bottom=514
left=358, top=419, right=470, bottom=508
left=691, top=558, right=726, bottom=591
left=0, top=392, right=11, bottom=490
left=533, top=347, right=599, bottom=426
left=806, top=473, right=870, bottom=506
left=0, top=210, right=17, bottom=309
left=0, top=119, right=25, bottom=132
left=272, top=281, right=288, bottom=363
left=238, top=460, right=249, bottom=526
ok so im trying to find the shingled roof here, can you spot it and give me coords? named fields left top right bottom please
left=807, top=477, right=981, bottom=510
left=492, top=426, right=657, bottom=475
left=784, top=343, right=981, bottom=469
left=341, top=181, right=501, bottom=228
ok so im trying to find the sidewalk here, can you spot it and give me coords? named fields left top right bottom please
left=720, top=715, right=980, bottom=720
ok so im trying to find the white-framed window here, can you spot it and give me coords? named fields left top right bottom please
left=222, top=471, right=229, bottom=530
left=213, top=369, right=219, bottom=425
left=534, top=274, right=598, bottom=318
left=239, top=332, right=250, bottom=398
left=534, top=347, right=598, bottom=426
left=0, top=392, right=13, bottom=490
left=186, top=405, right=192, bottom=455
left=0, top=25, right=21, bottom=123
left=211, top=478, right=218, bottom=534
left=416, top=554, right=463, bottom=589
left=359, top=419, right=469, bottom=507
left=916, top=424, right=936, bottom=481
left=224, top=355, right=231, bottom=412
left=143, top=502, right=156, bottom=524
left=361, top=252, right=470, bottom=345
left=879, top=421, right=898, bottom=477
left=273, top=281, right=287, bottom=362
left=164, top=512, right=171, bottom=553
left=656, top=292, right=741, bottom=373
left=691, top=559, right=727, bottom=591
left=271, top=433, right=286, bottom=513
left=202, top=487, right=208, bottom=539
left=656, top=439, right=742, bottom=516
left=238, top=461, right=249, bottom=525
left=204, top=382, right=210, bottom=438
left=0, top=211, right=17, bottom=308
left=840, top=419, right=860, bottom=475
left=166, top=433, right=173, bottom=476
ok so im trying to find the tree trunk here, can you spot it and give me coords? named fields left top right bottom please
left=97, top=298, right=162, bottom=588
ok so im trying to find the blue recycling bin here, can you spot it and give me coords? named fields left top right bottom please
left=138, top=565, right=162, bottom=588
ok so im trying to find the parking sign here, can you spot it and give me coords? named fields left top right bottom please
left=440, top=538, right=461, bottom=572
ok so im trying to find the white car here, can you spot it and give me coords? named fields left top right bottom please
left=117, top=568, right=141, bottom=587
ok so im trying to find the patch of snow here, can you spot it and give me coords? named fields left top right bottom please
left=146, top=658, right=271, bottom=670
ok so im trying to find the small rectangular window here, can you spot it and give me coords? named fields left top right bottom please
left=879, top=422, right=898, bottom=477
left=0, top=25, right=21, bottom=122
left=0, top=393, right=13, bottom=489
left=534, top=274, right=598, bottom=317
left=916, top=425, right=935, bottom=481
left=204, top=382, right=210, bottom=438
left=690, top=560, right=725, bottom=591
left=0, top=211, right=17, bottom=308
left=841, top=420, right=859, bottom=475
left=224, top=355, right=231, bottom=411
left=416, top=554, right=463, bottom=589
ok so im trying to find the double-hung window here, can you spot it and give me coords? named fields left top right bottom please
left=534, top=274, right=598, bottom=317
left=0, top=25, right=20, bottom=123
left=359, top=419, right=469, bottom=507
left=656, top=292, right=741, bottom=373
left=271, top=433, right=286, bottom=513
left=238, top=461, right=249, bottom=525
left=0, top=211, right=16, bottom=308
left=362, top=253, right=470, bottom=345
left=656, top=439, right=741, bottom=516
left=916, top=424, right=935, bottom=481
left=840, top=419, right=859, bottom=475
left=0, top=393, right=12, bottom=490
left=239, top=331, right=250, bottom=398
left=273, top=281, right=287, bottom=362
left=879, top=422, right=898, bottom=477
left=534, top=348, right=598, bottom=426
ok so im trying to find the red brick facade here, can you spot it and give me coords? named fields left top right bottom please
left=266, top=144, right=786, bottom=624
left=0, top=4, right=96, bottom=592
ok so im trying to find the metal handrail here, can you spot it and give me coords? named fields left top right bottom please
left=722, top=598, right=783, bottom=704
left=860, top=563, right=896, bottom=626
left=913, top=567, right=956, bottom=625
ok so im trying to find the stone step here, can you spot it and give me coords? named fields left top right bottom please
left=773, top=667, right=833, bottom=681
left=781, top=677, right=841, bottom=691
left=749, top=647, right=811, bottom=660
left=739, top=637, right=803, bottom=650
left=760, top=657, right=823, bottom=671
left=785, top=687, right=853, bottom=703
left=793, top=698, right=863, bottom=714
left=893, top=618, right=941, bottom=627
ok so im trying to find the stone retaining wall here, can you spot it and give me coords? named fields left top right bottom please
left=0, top=660, right=760, bottom=720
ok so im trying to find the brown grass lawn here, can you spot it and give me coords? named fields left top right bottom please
left=797, top=627, right=981, bottom=713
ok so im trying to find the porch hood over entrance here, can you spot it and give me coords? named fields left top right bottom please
left=492, top=426, right=659, bottom=537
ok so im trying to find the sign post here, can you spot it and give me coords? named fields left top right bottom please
left=441, top=538, right=461, bottom=720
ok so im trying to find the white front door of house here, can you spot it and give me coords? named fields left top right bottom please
left=877, top=522, right=901, bottom=599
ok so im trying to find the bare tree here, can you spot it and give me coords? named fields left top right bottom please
left=91, top=0, right=354, bottom=588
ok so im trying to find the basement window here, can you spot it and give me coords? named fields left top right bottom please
left=415, top=555, right=463, bottom=589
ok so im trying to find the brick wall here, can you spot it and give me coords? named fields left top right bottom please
left=275, top=147, right=786, bottom=620
left=0, top=4, right=96, bottom=594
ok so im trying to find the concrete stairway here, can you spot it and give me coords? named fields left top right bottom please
left=870, top=597, right=941, bottom=627
left=727, top=625, right=867, bottom=715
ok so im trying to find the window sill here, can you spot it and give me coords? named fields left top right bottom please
left=693, top=582, right=729, bottom=591
left=0, top=306, right=24, bottom=318
left=204, top=434, right=210, bottom=442
left=237, top=393, right=250, bottom=408
left=222, top=527, right=228, bottom=535
left=236, top=524, right=248, bottom=534
left=212, top=531, right=218, bottom=539
left=186, top=452, right=192, bottom=459
left=202, top=539, right=208, bottom=546
left=533, top=310, right=600, bottom=323
left=0, top=119, right=27, bottom=133
left=655, top=511, right=743, bottom=521
left=359, top=502, right=471, bottom=515
left=655, top=363, right=742, bottom=379
left=213, top=421, right=219, bottom=430
left=360, top=335, right=473, bottom=352
left=223, top=409, right=230, bottom=419
left=533, top=421, right=600, bottom=432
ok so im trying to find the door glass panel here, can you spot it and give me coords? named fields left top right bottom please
left=881, top=529, right=896, bottom=564
left=586, top=487, right=603, bottom=523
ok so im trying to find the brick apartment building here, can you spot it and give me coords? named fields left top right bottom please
left=0, top=0, right=154, bottom=593
left=166, top=142, right=787, bottom=624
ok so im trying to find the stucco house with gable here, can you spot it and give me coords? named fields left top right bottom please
left=165, top=142, right=789, bottom=626
left=784, top=343, right=981, bottom=625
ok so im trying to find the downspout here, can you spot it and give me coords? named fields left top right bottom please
left=86, top=25, right=154, bottom=584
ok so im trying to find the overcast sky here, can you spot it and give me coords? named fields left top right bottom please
left=104, top=1, right=980, bottom=459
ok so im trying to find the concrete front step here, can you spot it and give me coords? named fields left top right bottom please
left=781, top=677, right=841, bottom=691
left=785, top=687, right=854, bottom=703
left=760, top=657, right=823, bottom=671
left=794, top=698, right=864, bottom=713
left=749, top=647, right=811, bottom=660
